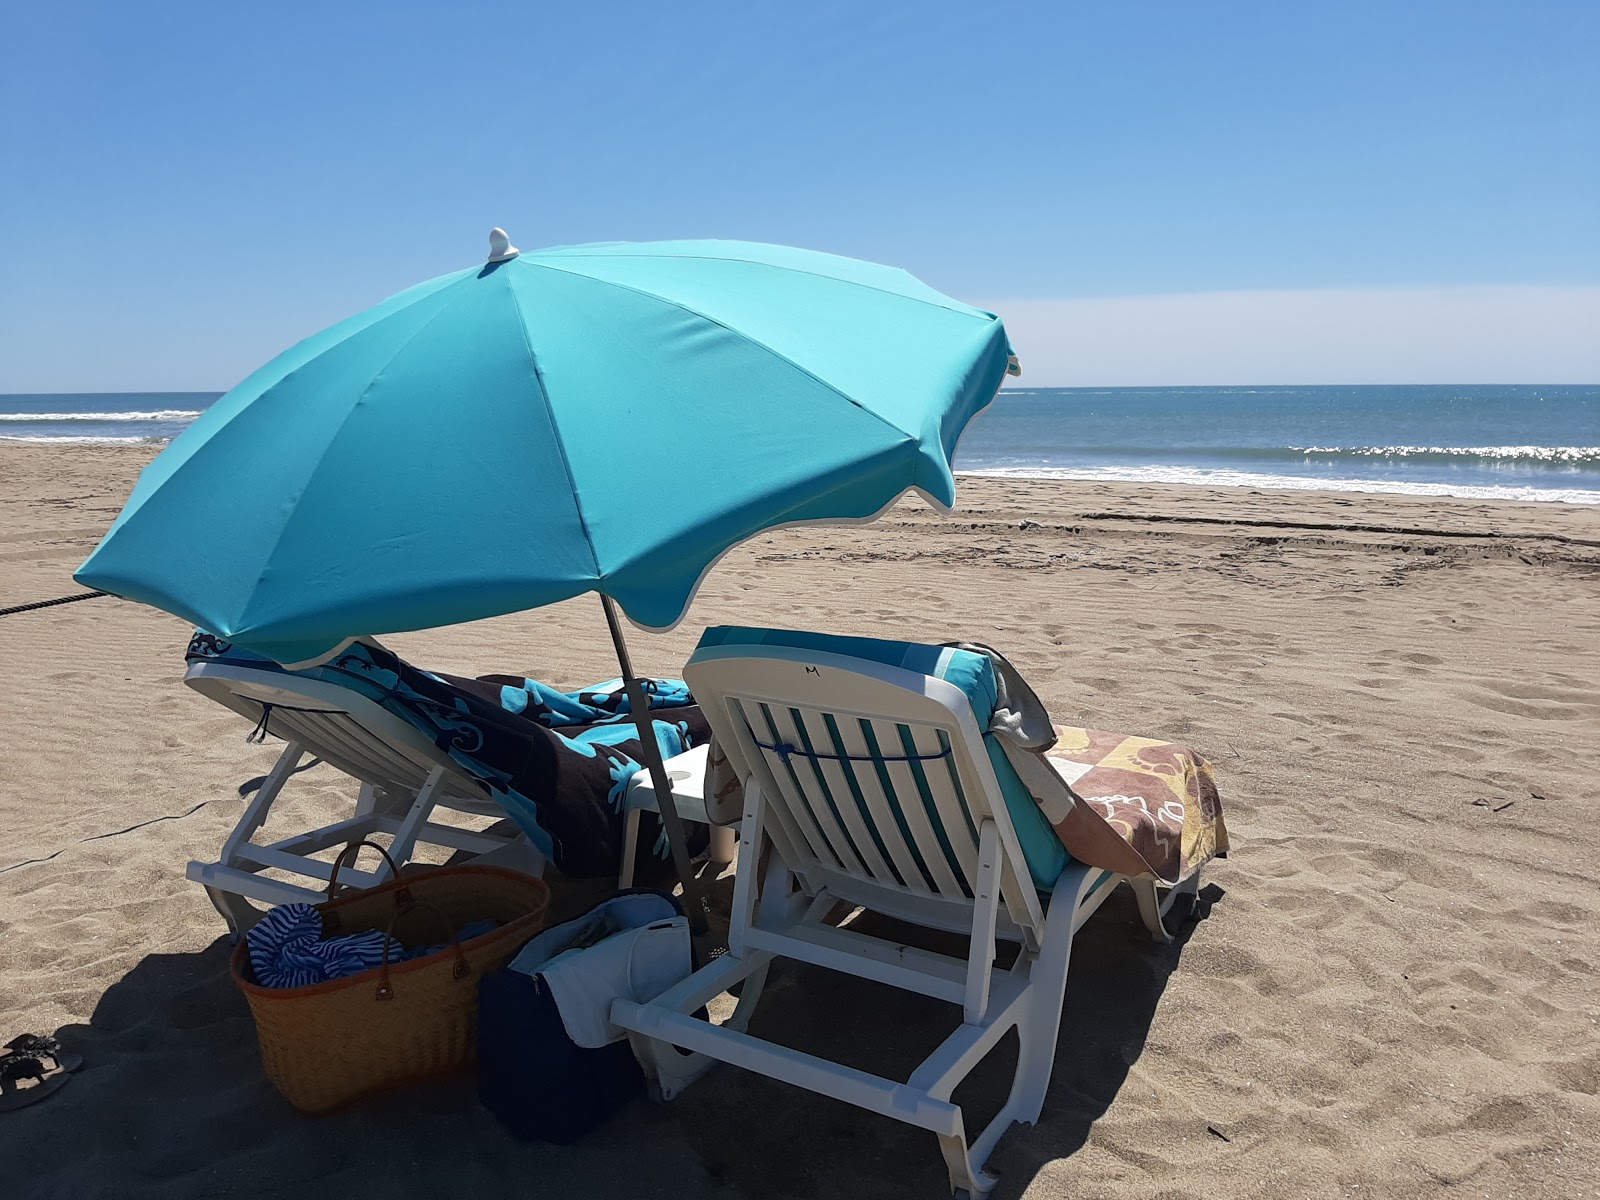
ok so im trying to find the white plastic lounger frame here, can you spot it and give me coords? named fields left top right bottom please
left=611, top=645, right=1198, bottom=1198
left=184, top=659, right=541, bottom=938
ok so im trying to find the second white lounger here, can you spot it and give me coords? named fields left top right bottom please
left=612, top=628, right=1200, bottom=1197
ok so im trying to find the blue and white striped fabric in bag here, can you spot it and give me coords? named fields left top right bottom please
left=246, top=903, right=391, bottom=989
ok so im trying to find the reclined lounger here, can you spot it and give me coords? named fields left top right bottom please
left=184, top=647, right=539, bottom=938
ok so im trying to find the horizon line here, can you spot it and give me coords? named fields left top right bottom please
left=2, top=381, right=1598, bottom=398
left=2, top=381, right=1599, bottom=398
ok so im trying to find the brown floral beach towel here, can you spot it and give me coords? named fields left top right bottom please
left=1039, top=726, right=1228, bottom=884
left=953, top=642, right=1229, bottom=885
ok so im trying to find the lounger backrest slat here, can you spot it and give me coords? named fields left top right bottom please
left=332, top=715, right=471, bottom=797
left=785, top=704, right=899, bottom=885
left=758, top=703, right=868, bottom=876
left=747, top=701, right=854, bottom=873
left=817, top=710, right=938, bottom=895
left=256, top=709, right=380, bottom=782
left=848, top=713, right=970, bottom=896
left=728, top=698, right=826, bottom=873
left=271, top=709, right=435, bottom=794
left=895, top=720, right=982, bottom=895
left=269, top=710, right=421, bottom=790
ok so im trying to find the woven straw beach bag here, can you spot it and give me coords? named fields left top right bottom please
left=231, top=841, right=551, bottom=1114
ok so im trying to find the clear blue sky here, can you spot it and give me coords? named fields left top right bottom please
left=1, top=0, right=1595, bottom=390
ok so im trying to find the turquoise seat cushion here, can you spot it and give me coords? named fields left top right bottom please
left=695, top=626, right=1070, bottom=889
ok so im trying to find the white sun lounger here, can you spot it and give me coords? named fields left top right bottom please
left=612, top=633, right=1194, bottom=1197
left=184, top=656, right=541, bottom=938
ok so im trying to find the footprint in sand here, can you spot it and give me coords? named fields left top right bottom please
left=1459, top=1096, right=1537, bottom=1133
left=1450, top=965, right=1504, bottom=996
left=1547, top=1055, right=1600, bottom=1096
left=1183, top=941, right=1269, bottom=981
left=1476, top=679, right=1600, bottom=704
left=1455, top=690, right=1597, bottom=721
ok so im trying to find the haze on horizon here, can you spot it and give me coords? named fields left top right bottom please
left=1, top=1, right=1595, bottom=393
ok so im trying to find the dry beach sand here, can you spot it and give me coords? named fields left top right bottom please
left=1, top=441, right=1597, bottom=1199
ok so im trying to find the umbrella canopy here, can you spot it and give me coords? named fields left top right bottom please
left=76, top=238, right=1015, bottom=666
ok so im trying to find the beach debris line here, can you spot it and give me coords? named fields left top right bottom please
left=1468, top=797, right=1518, bottom=813
left=0, top=590, right=108, bottom=618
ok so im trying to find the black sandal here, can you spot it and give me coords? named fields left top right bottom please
left=3, top=1034, right=82, bottom=1074
left=0, top=1034, right=80, bottom=1112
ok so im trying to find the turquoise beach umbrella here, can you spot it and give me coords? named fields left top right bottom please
left=78, top=234, right=1014, bottom=664
left=76, top=231, right=1017, bottom=922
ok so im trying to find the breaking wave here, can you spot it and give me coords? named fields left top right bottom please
left=1293, top=445, right=1600, bottom=465
left=0, top=433, right=171, bottom=444
left=0, top=410, right=205, bottom=422
left=957, top=465, right=1600, bottom=505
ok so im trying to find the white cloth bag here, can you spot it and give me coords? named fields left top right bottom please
left=507, top=893, right=691, bottom=1049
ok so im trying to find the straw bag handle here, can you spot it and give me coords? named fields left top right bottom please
left=326, top=839, right=408, bottom=903
left=374, top=899, right=472, bottom=1001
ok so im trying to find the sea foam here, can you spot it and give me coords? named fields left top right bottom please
left=958, top=465, right=1600, bottom=505
left=0, top=410, right=205, bottom=422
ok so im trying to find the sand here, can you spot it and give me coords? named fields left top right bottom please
left=1, top=441, right=1597, bottom=1199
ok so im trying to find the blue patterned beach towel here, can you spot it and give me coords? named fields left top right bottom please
left=187, top=633, right=712, bottom=879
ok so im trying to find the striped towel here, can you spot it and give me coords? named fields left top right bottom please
left=246, top=903, right=390, bottom=989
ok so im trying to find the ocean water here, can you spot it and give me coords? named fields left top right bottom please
left=956, top=385, right=1599, bottom=505
left=0, top=392, right=220, bottom=443
left=2, top=385, right=1596, bottom=504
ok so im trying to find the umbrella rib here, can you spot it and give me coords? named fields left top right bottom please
left=524, top=261, right=925, bottom=447
left=536, top=249, right=988, bottom=319
left=108, top=273, right=473, bottom=536
left=501, top=274, right=606, bottom=585
left=88, top=277, right=483, bottom=642
left=237, top=279, right=491, bottom=633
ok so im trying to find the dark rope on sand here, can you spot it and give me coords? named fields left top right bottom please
left=0, top=591, right=108, bottom=618
left=0, top=801, right=211, bottom=875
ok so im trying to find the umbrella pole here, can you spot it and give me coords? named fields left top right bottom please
left=600, top=595, right=710, bottom=934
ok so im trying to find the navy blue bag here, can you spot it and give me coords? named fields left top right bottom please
left=476, top=967, right=646, bottom=1144
left=476, top=890, right=692, bottom=1144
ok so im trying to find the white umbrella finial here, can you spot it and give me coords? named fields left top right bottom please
left=487, top=228, right=520, bottom=263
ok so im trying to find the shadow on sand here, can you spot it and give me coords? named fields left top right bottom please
left=5, top=869, right=1219, bottom=1200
